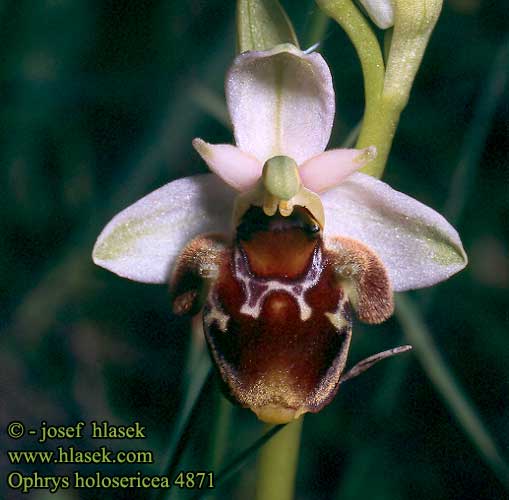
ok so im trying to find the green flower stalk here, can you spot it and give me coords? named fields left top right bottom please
left=316, top=0, right=443, bottom=178
left=255, top=419, right=303, bottom=500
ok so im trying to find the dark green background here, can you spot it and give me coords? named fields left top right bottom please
left=1, top=1, right=508, bottom=499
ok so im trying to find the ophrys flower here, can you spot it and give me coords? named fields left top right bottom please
left=93, top=44, right=467, bottom=424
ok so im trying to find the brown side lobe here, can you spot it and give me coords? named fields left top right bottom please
left=170, top=233, right=228, bottom=316
left=326, top=236, right=394, bottom=324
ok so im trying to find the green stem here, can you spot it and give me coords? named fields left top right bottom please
left=356, top=98, right=401, bottom=178
left=316, top=0, right=443, bottom=179
left=315, top=0, right=386, bottom=178
left=255, top=418, right=303, bottom=500
left=358, top=0, right=443, bottom=177
left=316, top=0, right=384, bottom=113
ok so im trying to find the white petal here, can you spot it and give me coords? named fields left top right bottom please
left=359, top=0, right=394, bottom=29
left=299, top=146, right=377, bottom=193
left=322, top=173, right=467, bottom=291
left=226, top=44, right=335, bottom=164
left=192, top=138, right=262, bottom=191
left=93, top=174, right=235, bottom=284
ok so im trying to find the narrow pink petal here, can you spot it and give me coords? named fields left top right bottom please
left=299, top=146, right=377, bottom=193
left=193, top=138, right=263, bottom=192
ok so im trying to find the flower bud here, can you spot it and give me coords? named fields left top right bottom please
left=236, top=0, right=299, bottom=53
left=384, top=0, right=443, bottom=108
left=359, top=0, right=394, bottom=29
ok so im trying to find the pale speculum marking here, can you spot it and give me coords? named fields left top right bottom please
left=325, top=295, right=350, bottom=331
left=204, top=293, right=230, bottom=333
left=233, top=244, right=323, bottom=321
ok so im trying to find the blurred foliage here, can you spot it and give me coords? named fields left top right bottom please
left=1, top=0, right=508, bottom=499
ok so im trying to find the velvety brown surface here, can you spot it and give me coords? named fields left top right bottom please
left=204, top=208, right=353, bottom=419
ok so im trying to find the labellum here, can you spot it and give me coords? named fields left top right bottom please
left=170, top=157, right=394, bottom=423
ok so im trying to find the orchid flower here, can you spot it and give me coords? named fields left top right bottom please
left=92, top=44, right=467, bottom=424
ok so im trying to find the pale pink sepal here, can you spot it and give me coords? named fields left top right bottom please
left=192, top=138, right=263, bottom=192
left=226, top=44, right=335, bottom=165
left=299, top=147, right=377, bottom=193
left=93, top=174, right=234, bottom=284
left=322, top=173, right=468, bottom=291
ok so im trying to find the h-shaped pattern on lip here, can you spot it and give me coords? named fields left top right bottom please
left=233, top=245, right=323, bottom=322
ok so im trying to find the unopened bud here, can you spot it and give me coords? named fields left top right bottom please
left=359, top=0, right=394, bottom=29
